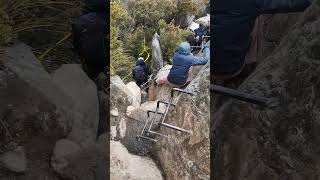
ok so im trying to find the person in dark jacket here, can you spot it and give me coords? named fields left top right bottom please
left=212, top=0, right=312, bottom=80
left=156, top=41, right=210, bottom=87
left=133, top=57, right=151, bottom=87
left=73, top=0, right=107, bottom=81
left=194, top=24, right=207, bottom=46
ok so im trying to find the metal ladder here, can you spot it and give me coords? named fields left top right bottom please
left=137, top=88, right=194, bottom=143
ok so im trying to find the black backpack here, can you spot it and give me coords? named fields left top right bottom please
left=133, top=65, right=148, bottom=83
left=72, top=12, right=107, bottom=65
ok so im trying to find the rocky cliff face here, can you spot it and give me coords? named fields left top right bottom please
left=212, top=2, right=320, bottom=179
left=154, top=62, right=210, bottom=180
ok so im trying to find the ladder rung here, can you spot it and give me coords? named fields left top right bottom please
left=136, top=135, right=157, bottom=143
left=160, top=123, right=192, bottom=134
left=147, top=130, right=169, bottom=138
left=172, top=88, right=194, bottom=96
left=158, top=100, right=176, bottom=107
left=147, top=110, right=164, bottom=117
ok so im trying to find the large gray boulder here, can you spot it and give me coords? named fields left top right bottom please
left=0, top=43, right=78, bottom=179
left=0, top=43, right=73, bottom=139
left=52, top=64, right=99, bottom=147
left=52, top=138, right=108, bottom=180
left=51, top=139, right=81, bottom=174
left=110, top=140, right=163, bottom=180
left=110, top=76, right=134, bottom=112
left=212, top=2, right=320, bottom=179
left=0, top=146, right=26, bottom=173
left=126, top=81, right=141, bottom=107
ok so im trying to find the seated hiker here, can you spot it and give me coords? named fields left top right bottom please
left=213, top=0, right=312, bottom=80
left=133, top=57, right=151, bottom=87
left=156, top=41, right=210, bottom=87
left=72, top=0, right=107, bottom=81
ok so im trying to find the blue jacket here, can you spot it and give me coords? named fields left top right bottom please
left=212, top=0, right=311, bottom=76
left=167, top=42, right=210, bottom=86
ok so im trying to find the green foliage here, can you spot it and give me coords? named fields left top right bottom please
left=110, top=1, right=135, bottom=79
left=177, top=0, right=197, bottom=15
left=110, top=0, right=134, bottom=36
left=0, top=2, right=14, bottom=46
left=124, top=26, right=153, bottom=59
left=193, top=0, right=210, bottom=17
left=110, top=10, right=135, bottom=78
left=129, top=0, right=177, bottom=28
left=158, top=19, right=192, bottom=63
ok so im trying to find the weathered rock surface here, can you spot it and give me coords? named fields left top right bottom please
left=110, top=140, right=163, bottom=180
left=53, top=138, right=108, bottom=180
left=0, top=43, right=73, bottom=179
left=0, top=147, right=26, bottom=173
left=51, top=139, right=81, bottom=174
left=110, top=76, right=133, bottom=126
left=0, top=43, right=73, bottom=141
left=115, top=101, right=165, bottom=155
left=152, top=33, right=164, bottom=73
left=153, top=65, right=173, bottom=100
left=212, top=2, right=320, bottom=180
left=126, top=81, right=141, bottom=107
left=154, top=62, right=210, bottom=180
left=53, top=64, right=99, bottom=147
left=110, top=76, right=134, bottom=109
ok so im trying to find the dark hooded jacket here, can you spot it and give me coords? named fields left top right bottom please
left=72, top=12, right=107, bottom=66
left=194, top=25, right=207, bottom=42
left=212, top=0, right=312, bottom=76
left=133, top=59, right=150, bottom=85
left=168, top=42, right=210, bottom=86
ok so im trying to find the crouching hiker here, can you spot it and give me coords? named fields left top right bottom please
left=194, top=24, right=207, bottom=47
left=156, top=41, right=210, bottom=87
left=133, top=57, right=151, bottom=88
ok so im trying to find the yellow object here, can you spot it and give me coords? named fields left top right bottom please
left=138, top=36, right=150, bottom=62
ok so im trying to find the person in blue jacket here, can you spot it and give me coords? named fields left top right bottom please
left=156, top=41, right=210, bottom=87
left=212, top=0, right=313, bottom=80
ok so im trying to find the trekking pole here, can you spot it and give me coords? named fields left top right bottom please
left=210, top=84, right=269, bottom=106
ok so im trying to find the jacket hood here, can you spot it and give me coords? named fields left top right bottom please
left=136, top=58, right=145, bottom=66
left=177, top=42, right=191, bottom=55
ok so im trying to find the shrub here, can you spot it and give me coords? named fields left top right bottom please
left=158, top=19, right=192, bottom=63
left=124, top=26, right=154, bottom=59
left=177, top=0, right=197, bottom=16
left=1, top=0, right=83, bottom=71
left=110, top=0, right=134, bottom=37
left=129, top=0, right=177, bottom=28
left=0, top=3, right=14, bottom=46
left=110, top=25, right=135, bottom=78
